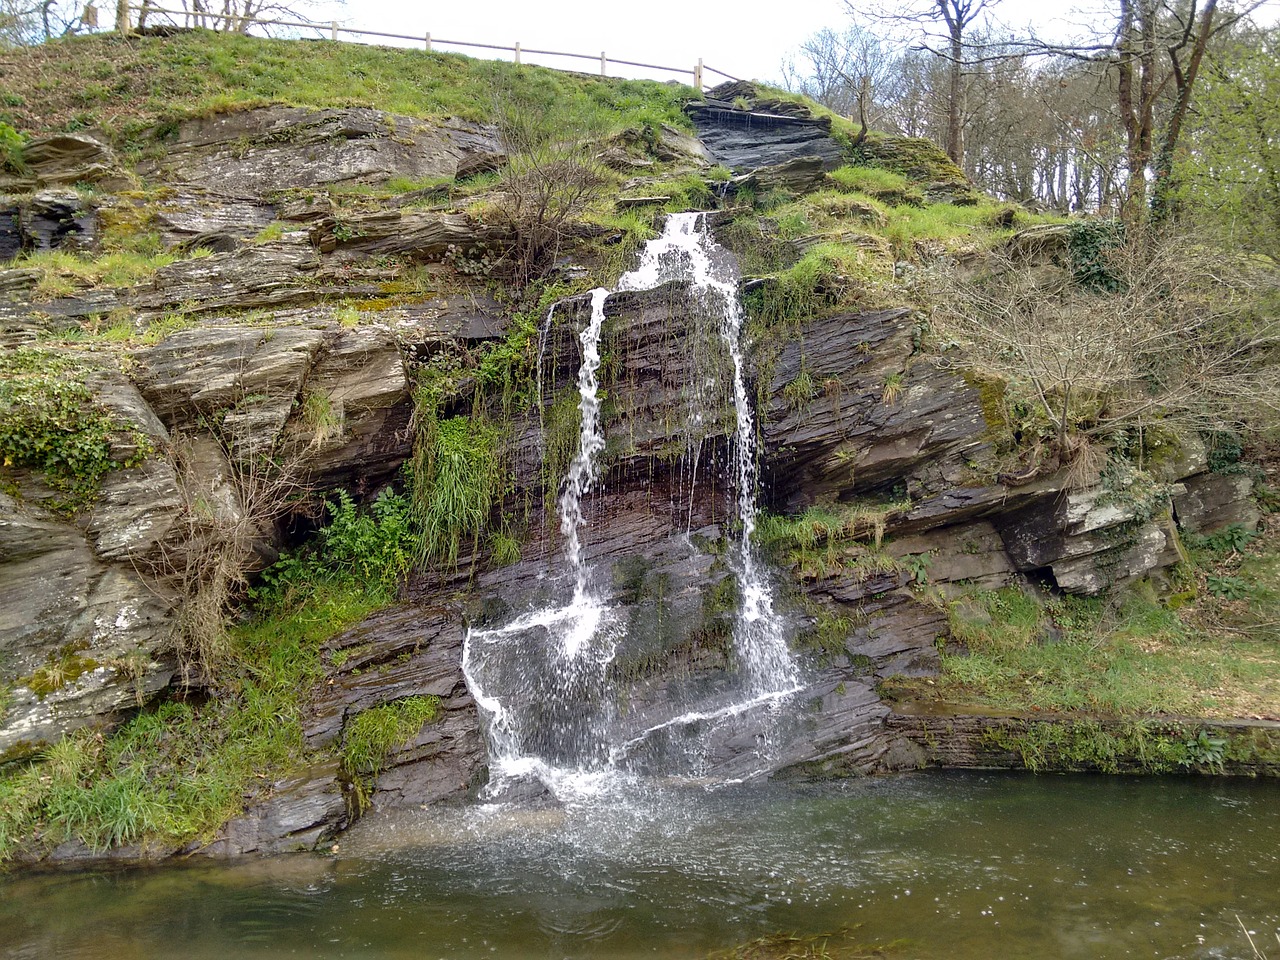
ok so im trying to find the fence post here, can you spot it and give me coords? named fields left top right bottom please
left=425, top=31, right=431, bottom=51
left=331, top=20, right=338, bottom=41
left=600, top=51, right=606, bottom=77
left=694, top=58, right=703, bottom=91
left=513, top=41, right=521, bottom=64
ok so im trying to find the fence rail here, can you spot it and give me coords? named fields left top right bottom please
left=115, top=4, right=741, bottom=90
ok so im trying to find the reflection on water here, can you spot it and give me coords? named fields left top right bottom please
left=2, top=772, right=1277, bottom=960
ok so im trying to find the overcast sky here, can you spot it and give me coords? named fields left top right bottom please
left=293, top=0, right=1279, bottom=86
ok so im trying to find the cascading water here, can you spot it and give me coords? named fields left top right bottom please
left=464, top=213, right=799, bottom=799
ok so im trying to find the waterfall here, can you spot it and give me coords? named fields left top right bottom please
left=463, top=213, right=798, bottom=799
left=558, top=288, right=609, bottom=626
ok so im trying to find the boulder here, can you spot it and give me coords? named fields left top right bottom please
left=281, top=326, right=413, bottom=492
left=1174, top=471, right=1262, bottom=535
left=18, top=190, right=97, bottom=252
left=0, top=494, right=177, bottom=759
left=997, top=484, right=1181, bottom=594
left=20, top=133, right=128, bottom=189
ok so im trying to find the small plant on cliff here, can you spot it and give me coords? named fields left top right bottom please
left=410, top=415, right=501, bottom=569
left=0, top=121, right=25, bottom=173
left=490, top=78, right=612, bottom=283
left=0, top=349, right=150, bottom=513
left=340, top=696, right=440, bottom=782
left=256, top=487, right=416, bottom=609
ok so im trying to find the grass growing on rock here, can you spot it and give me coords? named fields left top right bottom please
left=885, top=518, right=1280, bottom=719
left=0, top=484, right=426, bottom=862
left=0, top=580, right=379, bottom=861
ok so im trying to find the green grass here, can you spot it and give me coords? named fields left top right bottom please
left=0, top=31, right=694, bottom=146
left=0, top=580, right=381, bottom=860
left=827, top=165, right=911, bottom=196
left=340, top=696, right=440, bottom=778
left=755, top=499, right=913, bottom=581
left=12, top=248, right=181, bottom=298
left=891, top=562, right=1280, bottom=718
left=412, top=416, right=501, bottom=568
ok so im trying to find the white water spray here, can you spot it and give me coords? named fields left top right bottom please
left=558, top=287, right=610, bottom=616
left=463, top=213, right=798, bottom=799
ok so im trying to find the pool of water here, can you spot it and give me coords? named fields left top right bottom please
left=2, top=771, right=1277, bottom=959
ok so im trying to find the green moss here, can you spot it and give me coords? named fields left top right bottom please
left=21, top=654, right=99, bottom=699
left=852, top=132, right=969, bottom=187
left=983, top=718, right=1190, bottom=774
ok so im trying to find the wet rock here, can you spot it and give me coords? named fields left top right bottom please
left=0, top=200, right=21, bottom=260
left=686, top=82, right=845, bottom=172
left=305, top=605, right=484, bottom=808
left=205, top=763, right=349, bottom=856
left=760, top=308, right=992, bottom=508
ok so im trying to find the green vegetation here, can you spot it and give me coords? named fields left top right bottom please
left=256, top=488, right=417, bottom=608
left=755, top=500, right=913, bottom=580
left=411, top=416, right=501, bottom=568
left=886, top=523, right=1280, bottom=717
left=0, top=119, right=24, bottom=172
left=340, top=696, right=440, bottom=780
left=0, top=31, right=693, bottom=146
left=0, top=348, right=150, bottom=512
left=0, top=581, right=379, bottom=860
left=15, top=248, right=181, bottom=298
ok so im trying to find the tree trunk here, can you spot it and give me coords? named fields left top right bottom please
left=946, top=23, right=965, bottom=165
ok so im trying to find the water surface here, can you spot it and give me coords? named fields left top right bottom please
left=2, top=772, right=1277, bottom=959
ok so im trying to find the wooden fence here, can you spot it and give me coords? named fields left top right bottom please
left=110, top=3, right=741, bottom=90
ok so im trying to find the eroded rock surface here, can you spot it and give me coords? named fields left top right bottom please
left=144, top=107, right=505, bottom=196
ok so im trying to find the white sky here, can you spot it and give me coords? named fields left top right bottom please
left=296, top=0, right=1279, bottom=86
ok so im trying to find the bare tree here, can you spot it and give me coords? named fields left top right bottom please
left=852, top=0, right=1001, bottom=165
left=782, top=25, right=898, bottom=146
left=122, top=0, right=334, bottom=33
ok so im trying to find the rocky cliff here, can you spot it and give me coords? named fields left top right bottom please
left=0, top=48, right=1271, bottom=864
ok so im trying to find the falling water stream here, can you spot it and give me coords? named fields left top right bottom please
left=464, top=214, right=798, bottom=799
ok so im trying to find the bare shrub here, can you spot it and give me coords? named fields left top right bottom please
left=150, top=432, right=309, bottom=684
left=488, top=82, right=611, bottom=283
left=928, top=233, right=1280, bottom=454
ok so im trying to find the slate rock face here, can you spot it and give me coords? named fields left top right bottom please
left=304, top=606, right=485, bottom=811
left=144, top=106, right=505, bottom=196
left=0, top=190, right=97, bottom=258
left=19, top=133, right=128, bottom=189
left=686, top=82, right=846, bottom=173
